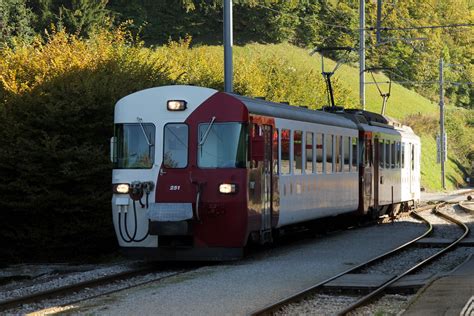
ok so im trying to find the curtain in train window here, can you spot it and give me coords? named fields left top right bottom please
left=305, top=132, right=314, bottom=173
left=316, top=133, right=324, bottom=173
left=281, top=129, right=290, bottom=174
left=293, top=130, right=302, bottom=174
left=326, top=134, right=334, bottom=173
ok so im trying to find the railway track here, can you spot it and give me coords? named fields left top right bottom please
left=0, top=264, right=196, bottom=313
left=251, top=203, right=470, bottom=315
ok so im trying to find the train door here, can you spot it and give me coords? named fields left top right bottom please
left=362, top=134, right=373, bottom=211
left=249, top=123, right=273, bottom=244
left=410, top=143, right=415, bottom=195
left=262, top=125, right=272, bottom=240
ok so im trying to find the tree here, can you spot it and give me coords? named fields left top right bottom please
left=0, top=0, right=35, bottom=46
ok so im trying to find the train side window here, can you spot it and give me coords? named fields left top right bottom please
left=385, top=141, right=390, bottom=169
left=352, top=137, right=358, bottom=170
left=305, top=131, right=314, bottom=174
left=326, top=134, right=334, bottom=173
left=316, top=133, right=324, bottom=173
left=163, top=123, right=188, bottom=168
left=411, top=143, right=415, bottom=170
left=396, top=142, right=400, bottom=168
left=293, top=130, right=302, bottom=174
left=335, top=136, right=342, bottom=172
left=379, top=140, right=384, bottom=169
left=273, top=128, right=279, bottom=175
left=401, top=142, right=405, bottom=169
left=281, top=129, right=290, bottom=174
left=391, top=141, right=394, bottom=169
left=343, top=136, right=350, bottom=172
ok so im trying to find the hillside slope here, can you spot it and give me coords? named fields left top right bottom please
left=230, top=44, right=470, bottom=191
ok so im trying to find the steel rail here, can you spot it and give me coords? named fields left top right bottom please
left=0, top=266, right=157, bottom=311
left=336, top=204, right=470, bottom=315
left=250, top=203, right=440, bottom=316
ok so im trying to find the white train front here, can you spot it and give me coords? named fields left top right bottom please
left=110, top=85, right=420, bottom=260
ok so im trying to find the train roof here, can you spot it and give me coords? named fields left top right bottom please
left=229, top=93, right=358, bottom=130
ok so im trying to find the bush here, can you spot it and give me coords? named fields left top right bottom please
left=0, top=28, right=171, bottom=262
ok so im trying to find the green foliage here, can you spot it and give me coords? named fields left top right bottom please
left=0, top=0, right=36, bottom=45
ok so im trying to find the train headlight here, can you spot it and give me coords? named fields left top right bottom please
left=113, top=183, right=130, bottom=194
left=167, top=100, right=187, bottom=111
left=219, top=183, right=237, bottom=194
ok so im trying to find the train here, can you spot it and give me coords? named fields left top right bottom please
left=110, top=85, right=420, bottom=260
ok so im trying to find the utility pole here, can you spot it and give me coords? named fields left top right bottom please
left=224, top=0, right=233, bottom=93
left=359, top=0, right=366, bottom=110
left=439, top=57, right=446, bottom=189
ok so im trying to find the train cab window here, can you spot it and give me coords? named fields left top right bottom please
left=352, top=137, right=358, bottom=170
left=273, top=129, right=279, bottom=175
left=114, top=123, right=155, bottom=169
left=293, top=130, right=303, bottom=174
left=411, top=143, right=415, bottom=170
left=305, top=132, right=314, bottom=173
left=379, top=140, right=384, bottom=169
left=401, top=142, right=405, bottom=168
left=326, top=134, right=334, bottom=173
left=197, top=122, right=247, bottom=168
left=163, top=123, right=188, bottom=168
left=281, top=129, right=290, bottom=174
left=343, top=136, right=350, bottom=172
left=316, top=133, right=324, bottom=173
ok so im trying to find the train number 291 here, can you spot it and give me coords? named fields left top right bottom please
left=169, top=185, right=181, bottom=191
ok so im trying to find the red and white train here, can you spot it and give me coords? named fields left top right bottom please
left=110, top=85, right=420, bottom=260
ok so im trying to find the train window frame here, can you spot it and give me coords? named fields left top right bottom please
left=280, top=129, right=291, bottom=175
left=305, top=131, right=314, bottom=174
left=316, top=133, right=324, bottom=173
left=293, top=130, right=303, bottom=175
left=163, top=123, right=189, bottom=169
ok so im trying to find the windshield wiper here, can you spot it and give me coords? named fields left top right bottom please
left=199, top=116, right=216, bottom=146
left=137, top=117, right=153, bottom=146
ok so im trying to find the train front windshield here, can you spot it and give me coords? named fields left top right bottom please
left=114, top=123, right=155, bottom=169
left=198, top=123, right=247, bottom=168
